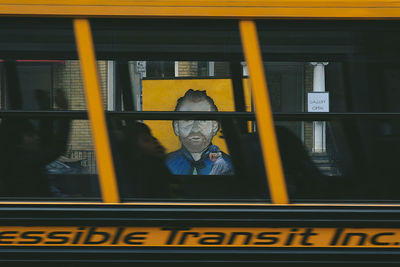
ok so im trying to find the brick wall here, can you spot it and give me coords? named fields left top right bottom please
left=177, top=61, right=198, bottom=76
left=52, top=60, right=108, bottom=172
left=304, top=63, right=313, bottom=152
left=178, top=61, right=231, bottom=77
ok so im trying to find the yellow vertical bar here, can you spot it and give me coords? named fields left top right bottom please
left=73, top=19, right=120, bottom=203
left=239, top=20, right=289, bottom=204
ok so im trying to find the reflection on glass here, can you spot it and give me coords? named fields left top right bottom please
left=0, top=60, right=100, bottom=199
left=108, top=59, right=263, bottom=200
left=111, top=119, right=268, bottom=201
left=0, top=88, right=69, bottom=197
left=273, top=123, right=325, bottom=199
left=112, top=121, right=172, bottom=198
left=89, top=16, right=261, bottom=200
left=51, top=119, right=99, bottom=199
left=276, top=120, right=400, bottom=201
left=0, top=117, right=100, bottom=199
left=0, top=118, right=68, bottom=197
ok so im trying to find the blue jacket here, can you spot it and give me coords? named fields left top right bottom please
left=166, top=146, right=233, bottom=175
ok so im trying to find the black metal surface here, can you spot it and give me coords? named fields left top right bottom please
left=0, top=204, right=399, bottom=263
left=0, top=204, right=400, bottom=227
left=273, top=113, right=400, bottom=120
left=2, top=111, right=400, bottom=120
left=0, top=247, right=400, bottom=265
left=0, top=111, right=256, bottom=120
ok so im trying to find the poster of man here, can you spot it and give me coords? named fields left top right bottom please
left=165, top=89, right=233, bottom=175
left=142, top=78, right=252, bottom=175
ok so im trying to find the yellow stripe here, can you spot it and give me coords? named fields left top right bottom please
left=1, top=1, right=400, bottom=18
left=73, top=19, right=120, bottom=203
left=239, top=20, right=289, bottom=204
left=3, top=0, right=400, bottom=7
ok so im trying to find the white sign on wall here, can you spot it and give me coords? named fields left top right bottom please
left=136, top=61, right=147, bottom=76
left=307, top=92, right=329, bottom=112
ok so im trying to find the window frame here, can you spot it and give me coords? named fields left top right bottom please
left=0, top=2, right=399, bottom=206
left=73, top=18, right=287, bottom=205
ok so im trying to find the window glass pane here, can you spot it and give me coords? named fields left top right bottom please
left=92, top=19, right=266, bottom=201
left=257, top=20, right=400, bottom=202
left=0, top=18, right=101, bottom=200
left=110, top=119, right=268, bottom=201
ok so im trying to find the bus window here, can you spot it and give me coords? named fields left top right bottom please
left=257, top=20, right=400, bottom=202
left=91, top=19, right=268, bottom=201
left=0, top=18, right=101, bottom=200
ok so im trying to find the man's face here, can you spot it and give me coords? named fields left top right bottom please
left=174, top=99, right=218, bottom=153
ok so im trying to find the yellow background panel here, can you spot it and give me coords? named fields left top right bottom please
left=142, top=78, right=251, bottom=154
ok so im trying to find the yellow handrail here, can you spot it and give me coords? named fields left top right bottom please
left=73, top=19, right=120, bottom=203
left=239, top=20, right=289, bottom=204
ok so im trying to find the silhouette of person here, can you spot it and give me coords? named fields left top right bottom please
left=0, top=89, right=70, bottom=197
left=115, top=122, right=173, bottom=198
